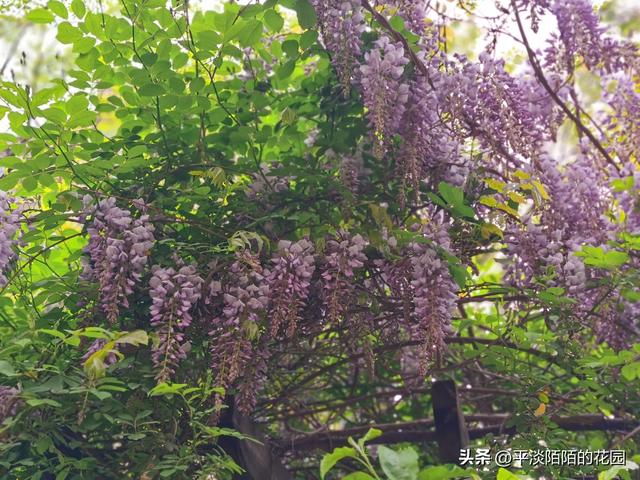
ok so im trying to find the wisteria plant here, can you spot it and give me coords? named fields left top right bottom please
left=0, top=0, right=639, bottom=478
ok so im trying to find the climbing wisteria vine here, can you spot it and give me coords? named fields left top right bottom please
left=0, top=3, right=638, bottom=471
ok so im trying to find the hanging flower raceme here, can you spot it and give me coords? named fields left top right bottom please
left=0, top=193, right=24, bottom=287
left=321, top=232, right=368, bottom=323
left=0, top=385, right=21, bottom=425
left=208, top=252, right=269, bottom=399
left=539, top=152, right=612, bottom=249
left=267, top=239, right=315, bottom=338
left=378, top=255, right=412, bottom=328
left=149, top=264, right=203, bottom=382
left=235, top=339, right=270, bottom=415
left=82, top=197, right=155, bottom=324
left=593, top=300, right=640, bottom=350
left=514, top=0, right=550, bottom=32
left=377, top=0, right=428, bottom=34
left=360, top=35, right=410, bottom=158
left=442, top=53, right=552, bottom=162
left=397, top=75, right=464, bottom=206
left=506, top=152, right=611, bottom=289
left=603, top=76, right=640, bottom=166
left=311, top=0, right=366, bottom=93
left=338, top=149, right=368, bottom=195
left=549, top=0, right=606, bottom=70
left=407, top=222, right=458, bottom=375
left=502, top=152, right=638, bottom=346
left=541, top=0, right=638, bottom=73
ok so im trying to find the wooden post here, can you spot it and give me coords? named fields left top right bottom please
left=431, top=380, right=469, bottom=464
left=218, top=397, right=293, bottom=480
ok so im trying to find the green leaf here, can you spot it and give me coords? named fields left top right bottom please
left=71, top=0, right=86, bottom=17
left=238, top=20, right=264, bottom=47
left=378, top=445, right=420, bottom=480
left=148, top=382, right=188, bottom=397
left=419, top=465, right=478, bottom=480
left=449, top=264, right=468, bottom=289
left=264, top=9, right=284, bottom=32
left=438, top=181, right=475, bottom=218
left=22, top=176, right=38, bottom=192
left=67, top=110, right=96, bottom=128
left=622, top=289, right=640, bottom=302
left=90, top=389, right=112, bottom=400
left=282, top=39, right=299, bottom=58
left=26, top=8, right=55, bottom=24
left=599, top=462, right=639, bottom=480
left=320, top=446, right=357, bottom=479
left=42, top=107, right=67, bottom=124
left=438, top=181, right=463, bottom=205
left=47, top=0, right=68, bottom=18
left=26, top=398, right=62, bottom=408
left=138, top=83, right=166, bottom=96
left=76, top=327, right=111, bottom=339
left=419, top=466, right=453, bottom=480
left=57, top=22, right=82, bottom=44
left=300, top=29, right=318, bottom=49
left=294, top=0, right=317, bottom=29
left=621, top=363, right=639, bottom=381
left=115, top=330, right=148, bottom=346
left=358, top=427, right=382, bottom=448
left=343, top=474, right=376, bottom=480
left=277, top=59, right=296, bottom=79
left=576, top=247, right=629, bottom=270
left=389, top=15, right=405, bottom=32
left=497, top=469, right=521, bottom=480
left=38, top=328, right=66, bottom=340
left=56, top=467, right=70, bottom=480
left=0, top=360, right=16, bottom=377
left=35, top=436, right=53, bottom=454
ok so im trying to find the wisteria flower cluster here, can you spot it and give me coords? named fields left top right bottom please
left=267, top=239, right=315, bottom=338
left=377, top=0, right=428, bottom=34
left=81, top=197, right=155, bottom=324
left=311, top=0, right=366, bottom=92
left=0, top=386, right=21, bottom=425
left=0, top=193, right=24, bottom=287
left=360, top=36, right=410, bottom=157
left=81, top=339, right=119, bottom=367
left=322, top=232, right=368, bottom=323
left=208, top=251, right=269, bottom=400
left=408, top=221, right=458, bottom=374
left=149, top=263, right=204, bottom=382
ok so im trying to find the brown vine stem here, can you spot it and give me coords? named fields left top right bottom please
left=0, top=232, right=82, bottom=296
left=76, top=187, right=230, bottom=240
left=510, top=0, right=620, bottom=171
left=263, top=337, right=554, bottom=414
left=361, top=0, right=620, bottom=171
left=359, top=0, right=525, bottom=170
left=273, top=387, right=522, bottom=421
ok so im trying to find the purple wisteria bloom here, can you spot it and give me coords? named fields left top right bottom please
left=0, top=193, right=24, bottom=287
left=360, top=36, right=410, bottom=157
left=82, top=197, right=155, bottom=324
left=267, top=239, right=315, bottom=338
left=149, top=264, right=203, bottom=382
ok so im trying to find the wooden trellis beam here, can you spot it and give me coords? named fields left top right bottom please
left=280, top=415, right=638, bottom=452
